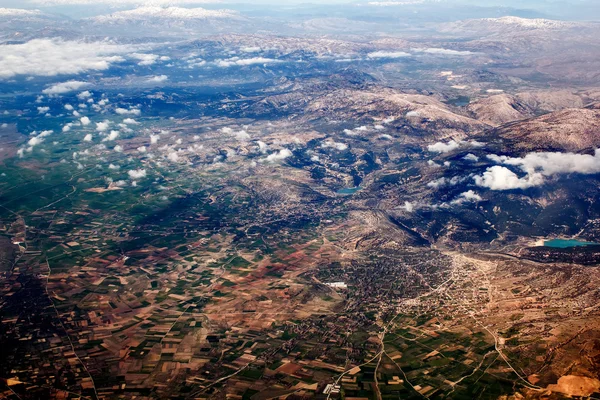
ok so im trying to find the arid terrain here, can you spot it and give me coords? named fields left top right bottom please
left=1, top=1, right=600, bottom=399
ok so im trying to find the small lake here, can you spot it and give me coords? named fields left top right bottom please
left=337, top=187, right=361, bottom=195
left=544, top=239, right=598, bottom=248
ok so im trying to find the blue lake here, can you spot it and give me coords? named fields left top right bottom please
left=337, top=187, right=361, bottom=195
left=544, top=239, right=598, bottom=248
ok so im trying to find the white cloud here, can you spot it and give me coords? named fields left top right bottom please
left=62, top=123, right=73, bottom=132
left=451, top=190, right=482, bottom=205
left=427, top=140, right=484, bottom=153
left=463, top=153, right=479, bottom=162
left=403, top=201, right=414, bottom=212
left=122, top=118, right=138, bottom=125
left=498, top=150, right=600, bottom=177
left=147, top=74, right=168, bottom=82
left=77, top=90, right=92, bottom=100
left=108, top=163, right=120, bottom=170
left=80, top=116, right=91, bottom=126
left=322, top=140, right=348, bottom=151
left=115, top=107, right=141, bottom=116
left=256, top=140, right=268, bottom=153
left=130, top=53, right=159, bottom=66
left=96, top=121, right=110, bottom=132
left=367, top=51, right=411, bottom=59
left=167, top=151, right=179, bottom=162
left=216, top=57, right=282, bottom=68
left=427, top=176, right=468, bottom=188
left=344, top=126, right=369, bottom=136
left=83, top=133, right=93, bottom=142
left=476, top=150, right=600, bottom=190
left=150, top=134, right=160, bottom=144
left=474, top=166, right=543, bottom=190
left=428, top=140, right=460, bottom=153
left=0, top=39, right=129, bottom=79
left=260, top=148, right=292, bottom=163
left=42, top=80, right=89, bottom=95
left=128, top=169, right=147, bottom=179
left=103, top=130, right=119, bottom=141
left=64, top=104, right=74, bottom=111
left=37, top=106, right=50, bottom=114
left=137, top=146, right=147, bottom=153
left=28, top=136, right=44, bottom=146
left=114, top=145, right=123, bottom=152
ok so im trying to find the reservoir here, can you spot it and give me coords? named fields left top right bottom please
left=337, top=187, right=361, bottom=195
left=544, top=239, right=598, bottom=248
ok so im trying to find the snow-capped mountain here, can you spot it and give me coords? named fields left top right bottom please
left=0, top=8, right=43, bottom=17
left=480, top=16, right=575, bottom=30
left=89, top=6, right=242, bottom=24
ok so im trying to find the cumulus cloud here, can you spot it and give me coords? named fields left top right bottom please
left=427, top=175, right=469, bottom=188
left=463, top=153, right=479, bottom=162
left=96, top=121, right=110, bottom=132
left=115, top=107, right=141, bottom=116
left=451, top=190, right=482, bottom=205
left=474, top=166, right=543, bottom=190
left=0, top=39, right=129, bottom=79
left=80, top=116, right=91, bottom=126
left=367, top=51, right=411, bottom=59
left=77, top=91, right=92, bottom=100
left=83, top=134, right=93, bottom=142
left=42, top=80, right=89, bottom=95
left=344, top=126, right=369, bottom=136
left=496, top=150, right=600, bottom=177
left=216, top=57, right=282, bottom=67
left=28, top=136, right=44, bottom=147
left=122, top=118, right=138, bottom=124
left=476, top=150, right=600, bottom=190
left=222, top=127, right=250, bottom=140
left=321, top=140, right=348, bottom=151
left=256, top=140, right=268, bottom=153
left=427, top=140, right=484, bottom=153
left=103, top=130, right=119, bottom=141
left=147, top=74, right=168, bottom=83
left=428, top=140, right=460, bottom=153
left=130, top=53, right=159, bottom=66
left=260, top=148, right=292, bottom=163
left=128, top=169, right=147, bottom=179
left=37, top=106, right=50, bottom=114
left=167, top=151, right=180, bottom=162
